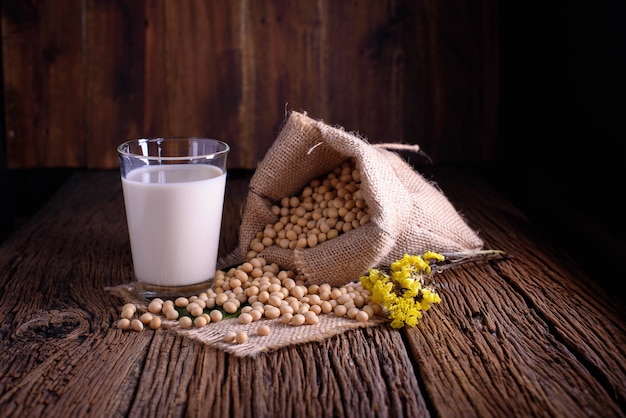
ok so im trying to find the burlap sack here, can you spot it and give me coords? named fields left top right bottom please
left=239, top=111, right=483, bottom=286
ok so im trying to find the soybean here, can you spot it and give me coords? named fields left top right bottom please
left=250, top=159, right=370, bottom=254
left=131, top=319, right=143, bottom=332
left=258, top=325, right=271, bottom=336
left=179, top=316, right=193, bottom=329
left=235, top=331, right=248, bottom=344
left=115, top=253, right=383, bottom=333
left=140, top=313, right=153, bottom=324
left=117, top=318, right=131, bottom=330
left=149, top=316, right=162, bottom=329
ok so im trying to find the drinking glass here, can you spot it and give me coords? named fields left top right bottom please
left=117, top=137, right=230, bottom=299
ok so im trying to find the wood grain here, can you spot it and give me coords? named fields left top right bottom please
left=83, top=0, right=149, bottom=169
left=0, top=167, right=624, bottom=417
left=1, top=0, right=500, bottom=169
left=1, top=0, right=84, bottom=167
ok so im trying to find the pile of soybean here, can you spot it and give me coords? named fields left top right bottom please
left=117, top=159, right=381, bottom=343
left=117, top=256, right=382, bottom=344
left=246, top=158, right=371, bottom=257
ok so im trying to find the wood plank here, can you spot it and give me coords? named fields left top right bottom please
left=164, top=1, right=244, bottom=166
left=3, top=166, right=621, bottom=417
left=2, top=0, right=500, bottom=169
left=0, top=170, right=429, bottom=417
left=38, top=0, right=84, bottom=167
left=237, top=0, right=330, bottom=168
left=1, top=0, right=84, bottom=168
left=84, top=0, right=149, bottom=168
left=416, top=1, right=500, bottom=162
left=127, top=327, right=428, bottom=417
left=0, top=2, right=37, bottom=167
left=323, top=0, right=414, bottom=142
left=403, top=165, right=626, bottom=416
left=165, top=0, right=425, bottom=169
left=142, top=0, right=169, bottom=138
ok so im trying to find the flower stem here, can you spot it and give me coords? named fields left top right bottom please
left=432, top=249, right=508, bottom=273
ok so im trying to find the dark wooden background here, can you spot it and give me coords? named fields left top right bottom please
left=1, top=1, right=625, bottom=295
left=0, top=0, right=499, bottom=170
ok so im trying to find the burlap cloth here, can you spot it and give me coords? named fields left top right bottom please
left=239, top=111, right=483, bottom=286
left=107, top=248, right=386, bottom=358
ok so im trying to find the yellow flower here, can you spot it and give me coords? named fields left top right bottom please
left=360, top=249, right=506, bottom=329
left=360, top=252, right=444, bottom=329
left=389, top=297, right=423, bottom=328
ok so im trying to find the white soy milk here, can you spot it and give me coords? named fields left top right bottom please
left=121, top=164, right=226, bottom=286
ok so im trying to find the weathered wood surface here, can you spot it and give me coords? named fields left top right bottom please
left=0, top=167, right=624, bottom=417
left=1, top=0, right=499, bottom=169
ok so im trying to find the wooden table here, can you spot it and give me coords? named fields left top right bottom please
left=1, top=167, right=624, bottom=417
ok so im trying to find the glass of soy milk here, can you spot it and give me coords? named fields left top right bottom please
left=117, top=137, right=229, bottom=299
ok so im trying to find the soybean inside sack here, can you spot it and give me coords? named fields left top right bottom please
left=239, top=111, right=483, bottom=286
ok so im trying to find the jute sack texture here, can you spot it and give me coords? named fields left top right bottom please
left=239, top=111, right=483, bottom=286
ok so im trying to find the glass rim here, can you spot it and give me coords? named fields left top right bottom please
left=117, top=137, right=230, bottom=161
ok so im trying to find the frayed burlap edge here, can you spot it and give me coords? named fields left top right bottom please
left=106, top=249, right=387, bottom=358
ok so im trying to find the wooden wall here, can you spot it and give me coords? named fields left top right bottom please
left=1, top=0, right=499, bottom=170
